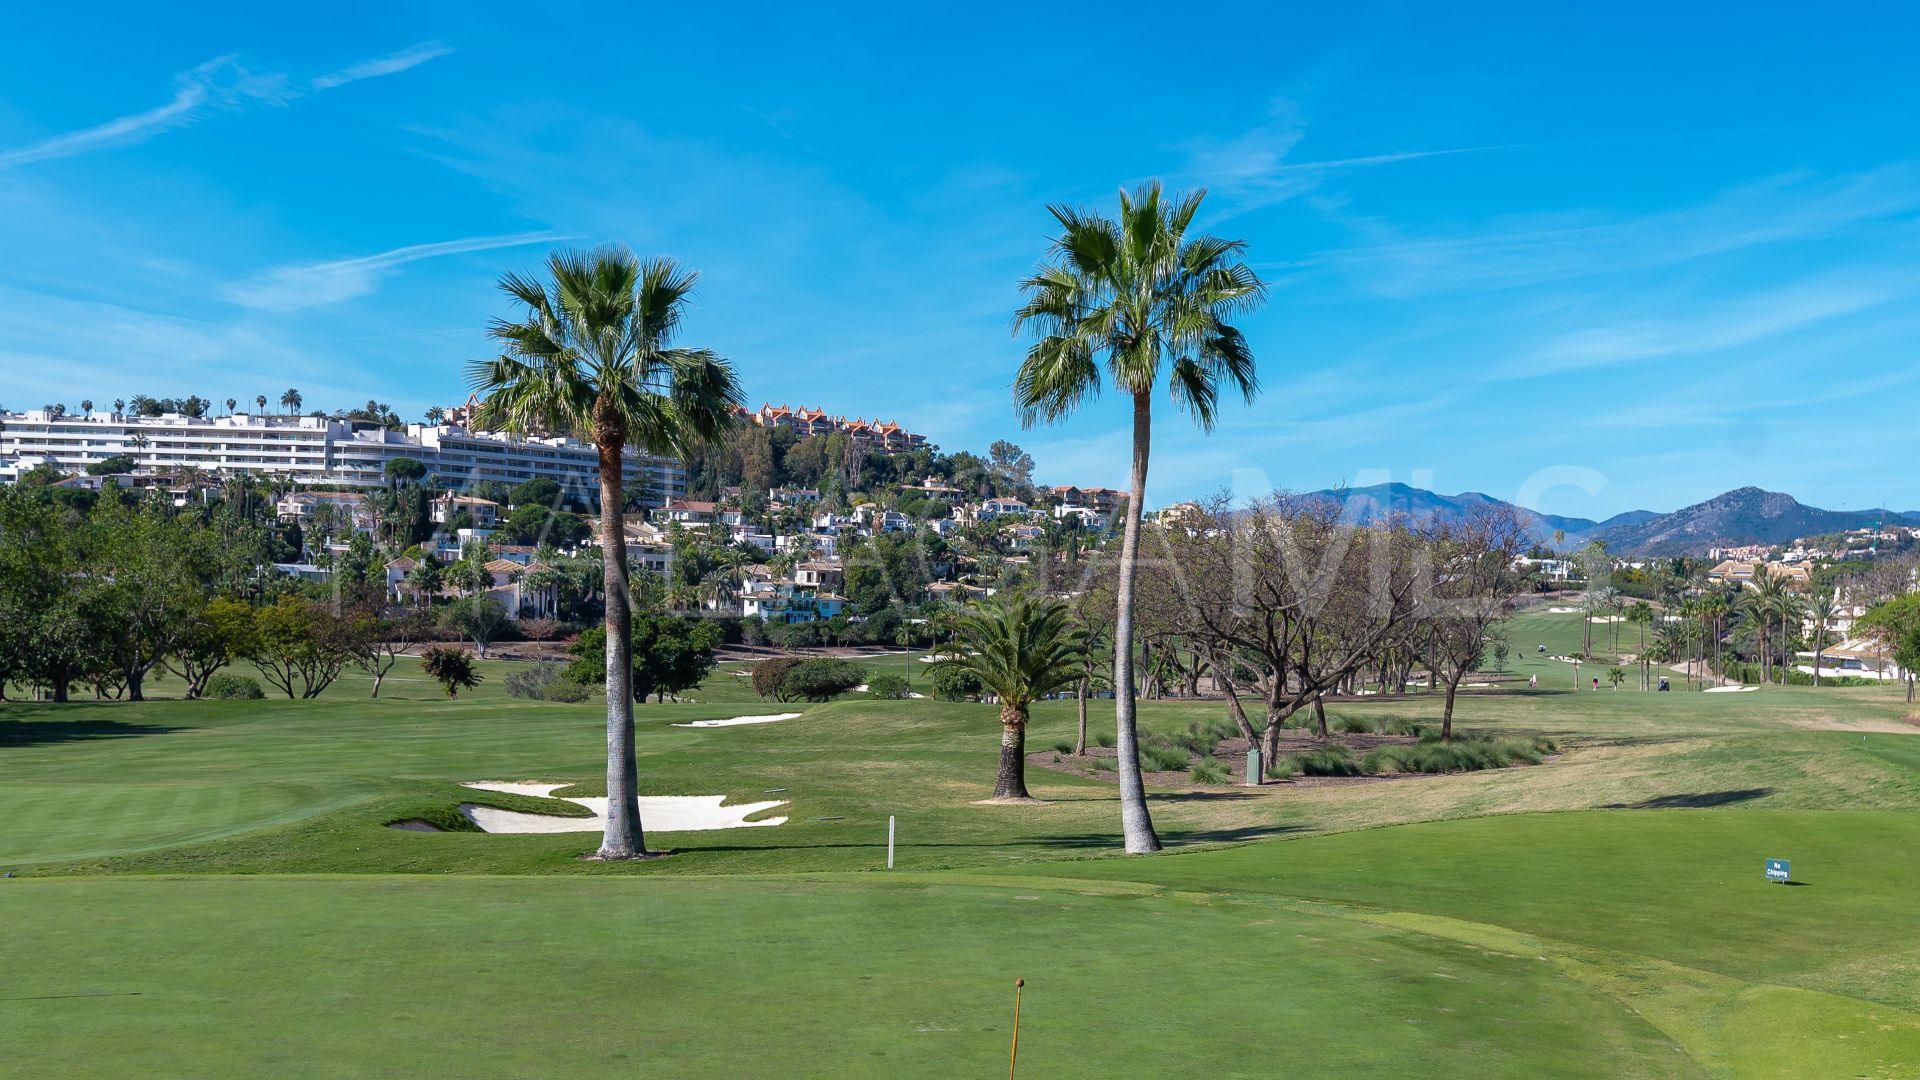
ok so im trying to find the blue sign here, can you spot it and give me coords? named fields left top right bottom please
left=1765, top=858, right=1790, bottom=883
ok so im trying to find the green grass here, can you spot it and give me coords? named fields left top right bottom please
left=6, top=645, right=1920, bottom=1076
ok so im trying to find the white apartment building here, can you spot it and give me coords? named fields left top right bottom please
left=0, top=409, right=685, bottom=505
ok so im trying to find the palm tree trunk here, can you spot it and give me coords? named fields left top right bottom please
left=1110, top=391, right=1161, bottom=853
left=994, top=704, right=1031, bottom=799
left=594, top=425, right=647, bottom=859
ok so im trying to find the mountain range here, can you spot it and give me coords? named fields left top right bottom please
left=1306, top=482, right=1918, bottom=556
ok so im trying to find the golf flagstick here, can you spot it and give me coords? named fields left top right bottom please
left=1008, top=978, right=1024, bottom=1079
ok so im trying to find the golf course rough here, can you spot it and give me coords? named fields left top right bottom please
left=6, top=609, right=1920, bottom=1077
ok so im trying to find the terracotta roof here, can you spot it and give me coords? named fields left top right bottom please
left=483, top=559, right=523, bottom=574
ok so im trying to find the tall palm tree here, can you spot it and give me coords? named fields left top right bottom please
left=224, top=397, right=237, bottom=416
left=468, top=246, right=741, bottom=860
left=1012, top=180, right=1264, bottom=853
left=280, top=388, right=302, bottom=416
left=933, top=596, right=1085, bottom=800
left=255, top=394, right=268, bottom=414
left=1773, top=590, right=1808, bottom=684
left=1627, top=601, right=1653, bottom=689
left=1747, top=569, right=1790, bottom=682
left=1810, top=589, right=1839, bottom=687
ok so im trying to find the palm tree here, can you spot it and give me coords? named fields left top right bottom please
left=280, top=388, right=302, bottom=416
left=1810, top=589, right=1839, bottom=687
left=933, top=596, right=1085, bottom=800
left=80, top=398, right=93, bottom=414
left=468, top=246, right=741, bottom=860
left=224, top=397, right=237, bottom=416
left=1627, top=601, right=1654, bottom=689
left=1744, top=569, right=1790, bottom=682
left=1012, top=181, right=1264, bottom=853
left=113, top=398, right=125, bottom=416
left=255, top=395, right=268, bottom=414
left=1773, top=590, right=1808, bottom=684
left=407, top=557, right=444, bottom=606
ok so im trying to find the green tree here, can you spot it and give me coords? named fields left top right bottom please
left=1012, top=182, right=1264, bottom=850
left=765, top=656, right=857, bottom=702
left=249, top=596, right=357, bottom=699
left=932, top=596, right=1085, bottom=800
left=1859, top=594, right=1920, bottom=702
left=384, top=457, right=427, bottom=486
left=280, top=388, right=302, bottom=415
left=165, top=596, right=257, bottom=698
left=469, top=247, right=742, bottom=860
left=440, top=595, right=510, bottom=659
left=419, top=644, right=482, bottom=697
left=567, top=611, right=724, bottom=703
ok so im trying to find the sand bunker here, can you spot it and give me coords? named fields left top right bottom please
left=1704, top=685, right=1760, bottom=694
left=671, top=712, right=802, bottom=728
left=1546, top=606, right=1580, bottom=614
left=1589, top=615, right=1625, bottom=623
left=460, top=781, right=787, bottom=833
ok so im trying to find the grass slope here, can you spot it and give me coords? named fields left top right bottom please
left=6, top=635, right=1920, bottom=1077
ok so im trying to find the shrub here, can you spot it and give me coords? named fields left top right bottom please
left=1172, top=716, right=1238, bottom=757
left=1091, top=757, right=1114, bottom=772
left=1281, top=746, right=1362, bottom=777
left=1265, top=757, right=1299, bottom=780
left=1362, top=734, right=1555, bottom=774
left=1380, top=716, right=1427, bottom=737
left=420, top=645, right=482, bottom=698
left=202, top=673, right=264, bottom=700
left=1189, top=758, right=1230, bottom=784
left=1139, top=738, right=1192, bottom=772
left=1095, top=729, right=1115, bottom=749
left=1334, top=715, right=1378, bottom=734
left=782, top=658, right=866, bottom=702
left=505, top=662, right=593, bottom=703
left=751, top=656, right=805, bottom=701
left=929, top=664, right=984, bottom=702
left=865, top=673, right=911, bottom=700
left=1052, top=739, right=1075, bottom=754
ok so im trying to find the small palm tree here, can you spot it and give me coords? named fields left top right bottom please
left=468, top=246, right=741, bottom=860
left=113, top=398, right=125, bottom=415
left=280, top=388, right=302, bottom=415
left=255, top=394, right=268, bottom=414
left=1810, top=589, right=1839, bottom=687
left=933, top=596, right=1085, bottom=800
left=224, top=397, right=237, bottom=416
left=1012, top=180, right=1265, bottom=853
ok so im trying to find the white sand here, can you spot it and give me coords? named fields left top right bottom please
left=1704, top=685, right=1760, bottom=694
left=1546, top=606, right=1580, bottom=614
left=460, top=782, right=788, bottom=833
left=670, top=712, right=802, bottom=728
left=1589, top=615, right=1625, bottom=623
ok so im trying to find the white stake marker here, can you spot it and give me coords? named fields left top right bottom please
left=888, top=815, right=896, bottom=869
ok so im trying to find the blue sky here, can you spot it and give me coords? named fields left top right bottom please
left=3, top=3, right=1917, bottom=519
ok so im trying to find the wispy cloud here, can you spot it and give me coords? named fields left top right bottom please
left=312, top=41, right=454, bottom=91
left=0, top=43, right=452, bottom=171
left=1317, top=167, right=1920, bottom=297
left=1520, top=277, right=1894, bottom=376
left=221, top=231, right=564, bottom=311
left=1173, top=99, right=1512, bottom=215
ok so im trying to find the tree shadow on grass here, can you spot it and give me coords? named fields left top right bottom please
left=1603, top=788, right=1774, bottom=809
left=0, top=717, right=187, bottom=748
